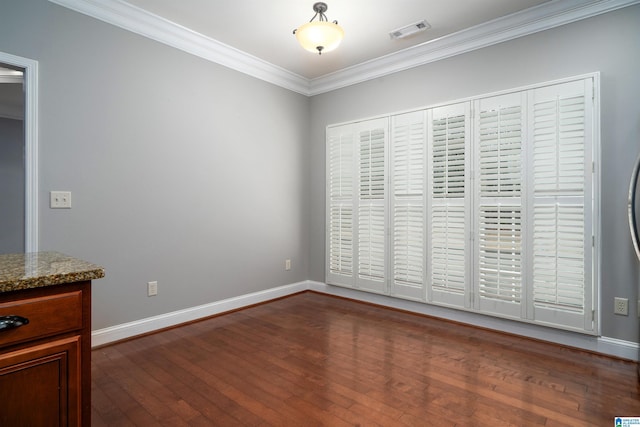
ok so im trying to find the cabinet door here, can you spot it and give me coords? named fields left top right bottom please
left=0, top=336, right=80, bottom=427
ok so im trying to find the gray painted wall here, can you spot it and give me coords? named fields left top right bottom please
left=310, top=5, right=640, bottom=342
left=0, top=0, right=311, bottom=330
left=0, top=116, right=24, bottom=253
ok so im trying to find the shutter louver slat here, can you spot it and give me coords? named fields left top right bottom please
left=359, top=204, right=385, bottom=280
left=478, top=206, right=522, bottom=302
left=533, top=96, right=585, bottom=194
left=358, top=124, right=386, bottom=287
left=476, top=95, right=524, bottom=318
left=392, top=113, right=425, bottom=296
left=328, top=131, right=354, bottom=279
left=329, top=205, right=353, bottom=275
left=432, top=114, right=466, bottom=198
left=329, top=133, right=354, bottom=199
left=393, top=122, right=424, bottom=197
left=360, top=129, right=385, bottom=199
left=394, top=203, right=424, bottom=286
left=533, top=204, right=585, bottom=311
left=479, top=105, right=522, bottom=197
left=430, top=105, right=468, bottom=306
left=532, top=85, right=588, bottom=320
left=431, top=205, right=466, bottom=294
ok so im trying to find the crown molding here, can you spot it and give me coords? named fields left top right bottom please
left=49, top=0, right=640, bottom=97
left=309, top=0, right=640, bottom=95
left=47, top=0, right=311, bottom=95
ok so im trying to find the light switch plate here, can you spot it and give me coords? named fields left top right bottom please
left=148, top=281, right=158, bottom=297
left=50, top=191, right=72, bottom=208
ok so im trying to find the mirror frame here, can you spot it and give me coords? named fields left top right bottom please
left=0, top=52, right=38, bottom=253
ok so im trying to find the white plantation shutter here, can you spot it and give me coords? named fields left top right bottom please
left=478, top=105, right=523, bottom=196
left=529, top=79, right=594, bottom=332
left=357, top=120, right=388, bottom=293
left=532, top=97, right=585, bottom=194
left=326, top=119, right=388, bottom=292
left=474, top=93, right=526, bottom=319
left=432, top=115, right=466, bottom=198
left=477, top=206, right=523, bottom=316
left=358, top=204, right=385, bottom=277
left=431, top=205, right=467, bottom=294
left=428, top=103, right=471, bottom=308
left=393, top=204, right=424, bottom=283
left=326, top=75, right=597, bottom=335
left=327, top=126, right=356, bottom=286
left=533, top=204, right=585, bottom=308
left=390, top=111, right=426, bottom=300
left=360, top=128, right=386, bottom=200
left=329, top=205, right=353, bottom=275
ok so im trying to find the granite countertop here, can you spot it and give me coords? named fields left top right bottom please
left=0, top=251, right=105, bottom=293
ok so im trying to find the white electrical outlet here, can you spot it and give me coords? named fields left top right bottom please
left=148, top=281, right=158, bottom=297
left=50, top=191, right=72, bottom=208
left=285, top=259, right=291, bottom=271
left=614, top=297, right=628, bottom=316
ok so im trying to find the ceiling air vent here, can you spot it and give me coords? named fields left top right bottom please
left=389, top=20, right=431, bottom=40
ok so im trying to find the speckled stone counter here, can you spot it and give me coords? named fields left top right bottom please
left=0, top=251, right=105, bottom=293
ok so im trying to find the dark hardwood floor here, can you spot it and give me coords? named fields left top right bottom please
left=91, top=291, right=640, bottom=426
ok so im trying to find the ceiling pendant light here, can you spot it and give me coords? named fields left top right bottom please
left=293, top=2, right=344, bottom=55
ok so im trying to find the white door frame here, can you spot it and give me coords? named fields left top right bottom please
left=0, top=51, right=38, bottom=253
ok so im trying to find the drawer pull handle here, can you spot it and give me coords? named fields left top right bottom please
left=0, top=315, right=30, bottom=331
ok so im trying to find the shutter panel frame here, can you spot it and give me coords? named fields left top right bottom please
left=427, top=103, right=472, bottom=309
left=474, top=92, right=527, bottom=320
left=390, top=111, right=427, bottom=301
left=326, top=124, right=357, bottom=288
left=356, top=118, right=389, bottom=294
left=527, top=78, right=595, bottom=333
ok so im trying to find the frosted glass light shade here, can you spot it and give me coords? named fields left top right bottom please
left=295, top=21, right=344, bottom=54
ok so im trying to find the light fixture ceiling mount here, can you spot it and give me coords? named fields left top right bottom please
left=293, top=2, right=344, bottom=55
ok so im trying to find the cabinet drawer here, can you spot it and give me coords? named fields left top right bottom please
left=0, top=291, right=82, bottom=348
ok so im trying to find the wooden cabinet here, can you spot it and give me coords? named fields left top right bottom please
left=0, top=336, right=80, bottom=425
left=0, top=281, right=92, bottom=426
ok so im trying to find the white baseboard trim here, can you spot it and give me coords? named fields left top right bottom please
left=597, top=337, right=640, bottom=361
left=309, top=282, right=640, bottom=362
left=91, top=281, right=309, bottom=347
left=92, top=280, right=639, bottom=362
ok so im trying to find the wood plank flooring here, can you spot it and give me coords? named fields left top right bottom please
left=91, top=291, right=640, bottom=426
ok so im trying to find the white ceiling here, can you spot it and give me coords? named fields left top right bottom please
left=123, top=0, right=551, bottom=80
